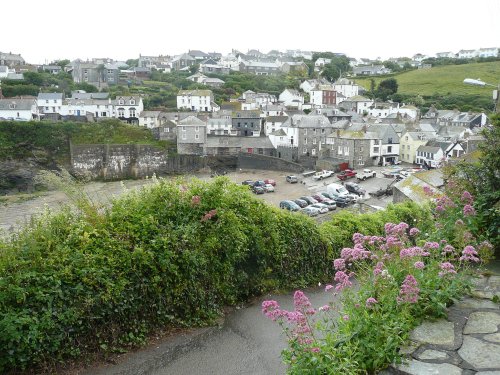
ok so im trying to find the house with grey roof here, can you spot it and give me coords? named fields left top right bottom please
left=205, top=135, right=276, bottom=157
left=280, top=61, right=308, bottom=75
left=40, top=65, right=62, bottom=74
left=339, top=95, right=374, bottom=114
left=416, top=140, right=451, bottom=168
left=265, top=115, right=288, bottom=136
left=199, top=59, right=230, bottom=75
left=0, top=52, right=25, bottom=67
left=0, top=97, right=39, bottom=121
left=207, top=116, right=233, bottom=136
left=232, top=110, right=262, bottom=137
left=352, top=65, right=391, bottom=76
left=239, top=61, right=280, bottom=76
left=171, top=53, right=196, bottom=71
left=37, top=93, right=64, bottom=117
left=368, top=124, right=400, bottom=166
left=300, top=78, right=331, bottom=93
left=399, top=131, right=436, bottom=164
left=71, top=60, right=119, bottom=88
left=177, top=116, right=207, bottom=155
left=71, top=92, right=109, bottom=100
left=188, top=50, right=210, bottom=61
left=139, top=111, right=164, bottom=129
left=177, top=90, right=215, bottom=112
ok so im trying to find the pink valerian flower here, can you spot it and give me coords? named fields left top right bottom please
left=318, top=305, right=330, bottom=312
left=366, top=297, right=378, bottom=308
left=334, top=271, right=353, bottom=292
left=191, top=195, right=201, bottom=206
left=373, top=261, right=385, bottom=276
left=440, top=239, right=448, bottom=245
left=441, top=244, right=456, bottom=257
left=325, top=284, right=334, bottom=292
left=461, top=191, right=474, bottom=204
left=397, top=275, right=420, bottom=304
left=424, top=242, right=440, bottom=250
left=333, top=258, right=346, bottom=271
left=463, top=231, right=474, bottom=242
left=460, top=245, right=480, bottom=263
left=384, top=222, right=410, bottom=237
left=463, top=204, right=476, bottom=216
left=455, top=219, right=464, bottom=226
left=436, top=195, right=456, bottom=208
left=414, top=261, right=425, bottom=269
left=409, top=227, right=420, bottom=237
left=342, top=314, right=350, bottom=321
left=436, top=205, right=445, bottom=213
left=262, top=300, right=284, bottom=321
left=352, top=232, right=364, bottom=244
left=400, top=246, right=430, bottom=259
left=423, top=185, right=434, bottom=196
left=310, top=347, right=321, bottom=353
left=201, top=209, right=217, bottom=222
left=438, top=262, right=457, bottom=277
left=293, top=290, right=312, bottom=311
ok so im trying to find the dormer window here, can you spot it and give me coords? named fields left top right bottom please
left=130, top=99, right=135, bottom=105
left=118, top=98, right=124, bottom=105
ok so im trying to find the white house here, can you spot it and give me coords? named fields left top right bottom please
left=416, top=144, right=445, bottom=168
left=310, top=85, right=337, bottom=107
left=314, top=58, right=331, bottom=72
left=113, top=96, right=143, bottom=123
left=436, top=52, right=456, bottom=58
left=300, top=78, right=331, bottom=93
left=457, top=49, right=476, bottom=59
left=60, top=99, right=113, bottom=118
left=339, top=95, right=374, bottom=114
left=264, top=115, right=288, bottom=136
left=0, top=98, right=39, bottom=121
left=139, top=111, right=163, bottom=129
left=279, top=89, right=304, bottom=108
left=37, top=93, right=63, bottom=115
left=207, top=116, right=233, bottom=136
left=332, top=78, right=359, bottom=99
left=476, top=47, right=498, bottom=58
left=177, top=89, right=214, bottom=112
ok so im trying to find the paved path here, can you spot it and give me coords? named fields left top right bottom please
left=384, top=273, right=500, bottom=375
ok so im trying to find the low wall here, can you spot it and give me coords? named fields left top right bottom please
left=237, top=152, right=304, bottom=173
left=71, top=144, right=205, bottom=180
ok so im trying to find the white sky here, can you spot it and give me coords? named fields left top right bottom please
left=3, top=0, right=500, bottom=64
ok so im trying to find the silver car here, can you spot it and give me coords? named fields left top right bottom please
left=301, top=206, right=321, bottom=217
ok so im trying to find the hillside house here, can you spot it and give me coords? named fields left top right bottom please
left=0, top=97, right=39, bottom=121
left=37, top=93, right=63, bottom=118
left=279, top=89, right=304, bottom=108
left=177, top=90, right=215, bottom=112
left=113, top=96, right=143, bottom=124
left=177, top=116, right=207, bottom=155
left=231, top=110, right=262, bottom=136
left=352, top=65, right=391, bottom=76
left=310, top=85, right=337, bottom=107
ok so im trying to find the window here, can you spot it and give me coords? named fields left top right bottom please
left=313, top=138, right=317, bottom=144
left=405, top=136, right=408, bottom=141
left=195, top=126, right=199, bottom=132
left=118, top=99, right=124, bottom=105
left=407, top=145, right=410, bottom=150
left=311, top=148, right=316, bottom=156
left=358, top=155, right=363, bottom=160
left=407, top=154, right=409, bottom=160
left=195, top=134, right=199, bottom=140
left=358, top=160, right=365, bottom=166
left=182, top=127, right=186, bottom=132
left=182, top=133, right=187, bottom=140
left=344, top=146, right=349, bottom=155
left=9, top=103, right=16, bottom=109
left=101, top=112, right=106, bottom=116
left=373, top=147, right=379, bottom=153
left=130, top=99, right=135, bottom=105
left=303, top=148, right=307, bottom=154
left=164, top=127, right=170, bottom=132
left=338, top=146, right=343, bottom=155
left=388, top=146, right=392, bottom=153
left=402, top=145, right=405, bottom=150
left=388, top=137, right=393, bottom=144
left=130, top=108, right=136, bottom=117
left=46, top=100, right=49, bottom=104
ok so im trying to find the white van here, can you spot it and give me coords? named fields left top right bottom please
left=326, top=183, right=350, bottom=198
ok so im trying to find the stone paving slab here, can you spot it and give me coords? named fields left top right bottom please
left=387, top=274, right=500, bottom=374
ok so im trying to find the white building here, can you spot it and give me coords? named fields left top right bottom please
left=310, top=85, right=337, bottom=107
left=139, top=111, right=163, bottom=128
left=113, top=96, right=143, bottom=123
left=60, top=99, right=113, bottom=118
left=279, top=89, right=304, bottom=108
left=0, top=98, right=39, bottom=121
left=177, top=89, right=215, bottom=112
left=300, top=78, right=331, bottom=93
left=476, top=47, right=498, bottom=58
left=37, top=93, right=63, bottom=115
left=332, top=78, right=359, bottom=99
left=314, top=58, right=331, bottom=72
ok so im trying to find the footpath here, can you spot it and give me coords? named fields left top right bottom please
left=383, top=273, right=500, bottom=375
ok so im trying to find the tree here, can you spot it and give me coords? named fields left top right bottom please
left=375, top=78, right=398, bottom=100
left=126, top=59, right=139, bottom=68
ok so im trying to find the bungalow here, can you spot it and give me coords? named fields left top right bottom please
left=239, top=61, right=280, bottom=76
left=352, top=65, right=391, bottom=76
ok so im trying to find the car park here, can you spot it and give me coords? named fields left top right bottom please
left=279, top=200, right=300, bottom=211
left=300, top=196, right=319, bottom=205
left=286, top=175, right=298, bottom=183
left=310, top=203, right=329, bottom=214
left=344, top=182, right=366, bottom=196
left=252, top=186, right=265, bottom=194
left=264, top=178, right=276, bottom=186
left=263, top=184, right=275, bottom=192
left=301, top=206, right=320, bottom=217
left=293, top=199, right=309, bottom=208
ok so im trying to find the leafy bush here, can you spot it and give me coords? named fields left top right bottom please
left=0, top=176, right=331, bottom=372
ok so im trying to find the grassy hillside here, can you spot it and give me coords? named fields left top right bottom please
left=353, top=61, right=500, bottom=97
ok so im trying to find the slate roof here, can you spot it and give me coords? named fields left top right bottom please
left=287, top=114, right=331, bottom=128
left=270, top=128, right=287, bottom=136
left=0, top=98, right=36, bottom=110
left=178, top=89, right=213, bottom=96
left=37, top=93, right=63, bottom=101
left=179, top=115, right=206, bottom=125
left=344, top=95, right=371, bottom=102
left=71, top=92, right=109, bottom=99
left=266, top=116, right=288, bottom=123
left=139, top=111, right=162, bottom=118
left=205, top=136, right=274, bottom=149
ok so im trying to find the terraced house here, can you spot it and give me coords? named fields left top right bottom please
left=177, top=90, right=215, bottom=112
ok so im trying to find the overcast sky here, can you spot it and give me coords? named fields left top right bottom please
left=4, top=0, right=499, bottom=64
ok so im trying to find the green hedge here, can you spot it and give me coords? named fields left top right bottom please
left=0, top=177, right=430, bottom=372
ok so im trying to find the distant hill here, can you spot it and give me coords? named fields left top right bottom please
left=353, top=61, right=500, bottom=97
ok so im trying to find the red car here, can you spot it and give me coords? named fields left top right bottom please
left=264, top=178, right=276, bottom=186
left=337, top=169, right=357, bottom=181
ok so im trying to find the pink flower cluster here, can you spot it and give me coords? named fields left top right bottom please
left=459, top=245, right=480, bottom=263
left=397, top=275, right=420, bottom=304
left=423, top=185, right=434, bottom=196
left=400, top=246, right=430, bottom=259
left=384, top=222, right=409, bottom=236
left=414, top=261, right=425, bottom=269
left=365, top=297, right=378, bottom=308
left=463, top=204, right=476, bottom=217
left=191, top=195, right=201, bottom=206
left=441, top=244, right=456, bottom=257
left=423, top=242, right=440, bottom=250
left=334, top=271, right=353, bottom=291
left=340, top=245, right=371, bottom=262
left=461, top=191, right=474, bottom=204
left=333, top=258, right=346, bottom=271
left=409, top=227, right=420, bottom=237
left=373, top=261, right=385, bottom=276
left=201, top=209, right=217, bottom=222
left=438, top=262, right=457, bottom=277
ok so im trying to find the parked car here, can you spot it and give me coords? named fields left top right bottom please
left=300, top=196, right=319, bottom=205
left=279, top=200, right=300, bottom=211
left=345, top=182, right=366, bottom=196
left=326, top=183, right=351, bottom=199
left=293, top=199, right=309, bottom=208
left=321, top=200, right=337, bottom=210
left=313, top=170, right=334, bottom=180
left=252, top=186, right=265, bottom=194
left=310, top=203, right=329, bottom=214
left=241, top=180, right=254, bottom=186
left=263, top=184, right=275, bottom=192
left=253, top=180, right=266, bottom=187
left=319, top=192, right=335, bottom=200
left=332, top=196, right=350, bottom=208
left=312, top=194, right=327, bottom=202
left=286, top=175, right=298, bottom=183
left=301, top=206, right=320, bottom=217
left=357, top=169, right=377, bottom=181
left=337, top=169, right=357, bottom=181
left=264, top=178, right=276, bottom=186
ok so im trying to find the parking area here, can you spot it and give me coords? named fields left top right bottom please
left=219, top=167, right=398, bottom=218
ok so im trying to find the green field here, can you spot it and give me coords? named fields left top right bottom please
left=353, top=61, right=500, bottom=97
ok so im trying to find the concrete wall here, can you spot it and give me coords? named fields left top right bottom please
left=71, top=144, right=205, bottom=180
left=237, top=152, right=304, bottom=173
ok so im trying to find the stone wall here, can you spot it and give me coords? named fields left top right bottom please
left=71, top=144, right=205, bottom=180
left=237, top=152, right=304, bottom=173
